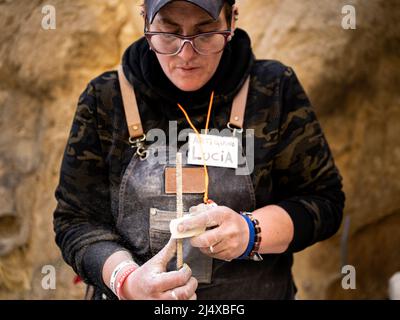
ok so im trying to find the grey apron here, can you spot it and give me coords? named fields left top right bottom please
left=117, top=144, right=256, bottom=282
left=102, top=68, right=296, bottom=299
left=116, top=143, right=296, bottom=299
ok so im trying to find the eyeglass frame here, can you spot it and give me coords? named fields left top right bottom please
left=144, top=30, right=233, bottom=56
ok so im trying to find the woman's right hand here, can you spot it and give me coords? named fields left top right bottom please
left=120, top=238, right=198, bottom=300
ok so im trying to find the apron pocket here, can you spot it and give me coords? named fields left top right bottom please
left=149, top=207, right=177, bottom=255
left=149, top=208, right=213, bottom=284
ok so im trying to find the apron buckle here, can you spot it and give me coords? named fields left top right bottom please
left=227, top=122, right=243, bottom=136
left=129, top=134, right=148, bottom=160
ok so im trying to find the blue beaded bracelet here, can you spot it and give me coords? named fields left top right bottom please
left=237, top=213, right=255, bottom=259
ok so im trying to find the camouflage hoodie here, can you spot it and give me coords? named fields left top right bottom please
left=54, top=28, right=345, bottom=299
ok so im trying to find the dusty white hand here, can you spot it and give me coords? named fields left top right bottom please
left=121, top=238, right=198, bottom=300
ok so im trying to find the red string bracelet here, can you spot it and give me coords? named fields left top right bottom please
left=115, top=265, right=138, bottom=300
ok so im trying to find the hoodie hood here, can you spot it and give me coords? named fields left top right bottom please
left=121, top=28, right=254, bottom=120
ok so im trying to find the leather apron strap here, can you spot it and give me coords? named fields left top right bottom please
left=118, top=65, right=144, bottom=139
left=118, top=64, right=251, bottom=135
left=229, top=76, right=250, bottom=129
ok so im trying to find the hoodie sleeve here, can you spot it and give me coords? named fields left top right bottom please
left=53, top=82, right=127, bottom=298
left=273, top=67, right=345, bottom=253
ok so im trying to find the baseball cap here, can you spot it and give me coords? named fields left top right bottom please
left=145, top=0, right=236, bottom=24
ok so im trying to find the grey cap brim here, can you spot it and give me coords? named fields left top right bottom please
left=146, top=0, right=228, bottom=24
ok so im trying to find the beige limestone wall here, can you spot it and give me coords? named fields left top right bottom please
left=0, top=0, right=399, bottom=299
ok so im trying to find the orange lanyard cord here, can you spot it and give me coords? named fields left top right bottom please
left=205, top=91, right=214, bottom=134
left=177, top=91, right=215, bottom=204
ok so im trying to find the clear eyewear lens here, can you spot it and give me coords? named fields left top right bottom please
left=150, top=33, right=227, bottom=55
left=193, top=34, right=226, bottom=54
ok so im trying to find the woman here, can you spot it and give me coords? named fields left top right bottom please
left=54, top=0, right=345, bottom=300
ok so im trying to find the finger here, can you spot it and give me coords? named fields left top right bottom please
left=199, top=246, right=232, bottom=261
left=189, top=293, right=197, bottom=300
left=189, top=203, right=205, bottom=215
left=159, top=277, right=198, bottom=300
left=153, top=264, right=192, bottom=292
left=189, top=201, right=217, bottom=215
left=178, top=208, right=224, bottom=233
left=209, top=239, right=225, bottom=254
left=199, top=247, right=217, bottom=257
left=151, top=237, right=176, bottom=266
left=190, top=226, right=223, bottom=248
left=178, top=212, right=209, bottom=233
left=199, top=239, right=225, bottom=255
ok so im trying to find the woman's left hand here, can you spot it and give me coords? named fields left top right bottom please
left=177, top=206, right=249, bottom=261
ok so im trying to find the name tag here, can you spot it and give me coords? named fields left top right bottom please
left=187, top=133, right=238, bottom=169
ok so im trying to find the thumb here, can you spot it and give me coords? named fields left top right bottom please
left=151, top=237, right=177, bottom=267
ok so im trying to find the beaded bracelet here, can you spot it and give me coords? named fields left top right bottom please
left=240, top=212, right=263, bottom=261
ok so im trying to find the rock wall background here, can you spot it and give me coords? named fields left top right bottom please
left=0, top=0, right=399, bottom=299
